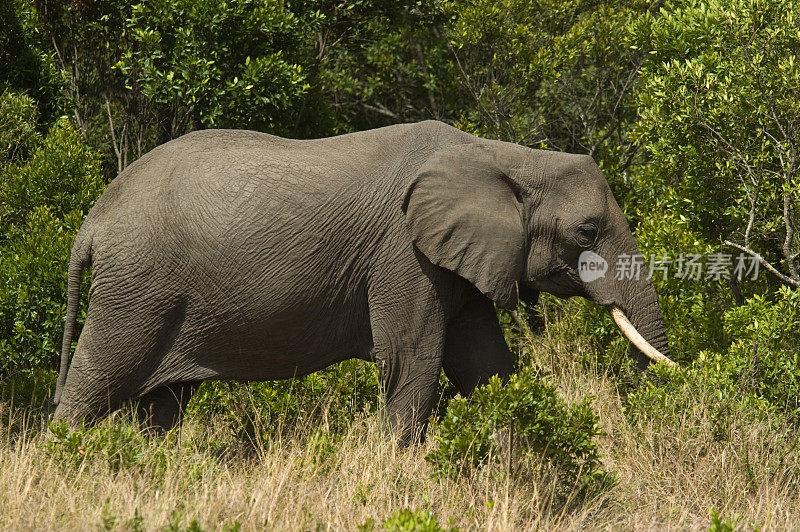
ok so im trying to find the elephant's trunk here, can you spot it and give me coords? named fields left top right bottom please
left=612, top=263, right=675, bottom=370
left=609, top=307, right=676, bottom=366
left=587, top=237, right=675, bottom=369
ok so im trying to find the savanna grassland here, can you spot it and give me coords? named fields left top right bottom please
left=2, top=305, right=800, bottom=531
left=2, top=0, right=800, bottom=530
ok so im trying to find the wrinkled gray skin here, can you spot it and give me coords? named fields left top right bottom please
left=52, top=121, right=669, bottom=443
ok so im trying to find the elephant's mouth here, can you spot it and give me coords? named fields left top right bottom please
left=608, top=306, right=677, bottom=366
left=528, top=267, right=585, bottom=299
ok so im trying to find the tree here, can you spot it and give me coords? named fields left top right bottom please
left=117, top=0, right=309, bottom=141
left=33, top=0, right=314, bottom=176
left=311, top=1, right=449, bottom=132
left=0, top=91, right=104, bottom=374
left=633, top=0, right=800, bottom=289
left=440, top=0, right=658, bottom=172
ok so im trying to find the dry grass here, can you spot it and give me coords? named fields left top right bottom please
left=2, top=333, right=800, bottom=530
left=0, top=405, right=588, bottom=530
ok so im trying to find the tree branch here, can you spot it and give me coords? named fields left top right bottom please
left=361, top=102, right=399, bottom=119
left=724, top=240, right=800, bottom=287
left=104, top=95, right=124, bottom=174
left=784, top=188, right=799, bottom=280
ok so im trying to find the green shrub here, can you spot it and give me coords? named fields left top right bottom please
left=381, top=509, right=452, bottom=532
left=187, top=359, right=380, bottom=439
left=0, top=368, right=56, bottom=439
left=627, top=287, right=800, bottom=441
left=427, top=367, right=611, bottom=495
left=551, top=0, right=800, bottom=384
left=45, top=415, right=207, bottom=486
left=1, top=115, right=104, bottom=229
left=0, top=367, right=56, bottom=408
left=626, top=352, right=771, bottom=445
left=709, top=508, right=736, bottom=532
left=0, top=207, right=86, bottom=373
left=618, top=0, right=800, bottom=373
left=117, top=0, right=308, bottom=135
left=631, top=0, right=800, bottom=272
left=0, top=90, right=40, bottom=163
left=723, top=287, right=800, bottom=422
left=0, top=110, right=103, bottom=374
left=46, top=419, right=149, bottom=472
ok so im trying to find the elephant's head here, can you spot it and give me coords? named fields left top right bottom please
left=403, top=142, right=674, bottom=368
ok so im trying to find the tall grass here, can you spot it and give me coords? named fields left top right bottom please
left=1, top=318, right=799, bottom=530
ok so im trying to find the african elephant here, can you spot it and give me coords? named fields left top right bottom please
left=52, top=120, right=674, bottom=443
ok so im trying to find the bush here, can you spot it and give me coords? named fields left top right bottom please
left=709, top=509, right=736, bottom=532
left=626, top=352, right=772, bottom=445
left=723, top=287, right=800, bottom=422
left=380, top=509, right=452, bottom=532
left=427, top=366, right=611, bottom=497
left=0, top=368, right=56, bottom=439
left=0, top=207, right=86, bottom=374
left=0, top=90, right=40, bottom=163
left=0, top=367, right=55, bottom=408
left=626, top=287, right=800, bottom=437
left=117, top=0, right=308, bottom=135
left=187, top=359, right=380, bottom=440
left=0, top=100, right=104, bottom=375
left=0, top=115, right=104, bottom=230
left=46, top=419, right=149, bottom=473
left=614, top=0, right=800, bottom=373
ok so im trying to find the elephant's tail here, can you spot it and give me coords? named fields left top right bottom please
left=53, top=231, right=92, bottom=406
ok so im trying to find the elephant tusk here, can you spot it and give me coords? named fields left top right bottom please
left=609, top=307, right=677, bottom=367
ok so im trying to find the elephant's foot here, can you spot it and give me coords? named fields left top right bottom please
left=136, top=381, right=200, bottom=435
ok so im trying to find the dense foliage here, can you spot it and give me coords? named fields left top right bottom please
left=0, top=91, right=103, bottom=374
left=427, top=367, right=610, bottom=498
left=1, top=0, right=799, bottom=512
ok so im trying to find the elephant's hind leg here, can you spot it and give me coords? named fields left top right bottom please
left=52, top=320, right=132, bottom=426
left=53, top=296, right=189, bottom=428
left=136, top=381, right=200, bottom=434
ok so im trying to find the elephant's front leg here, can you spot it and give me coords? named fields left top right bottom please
left=373, top=346, right=442, bottom=445
left=442, top=294, right=515, bottom=396
left=369, top=291, right=448, bottom=444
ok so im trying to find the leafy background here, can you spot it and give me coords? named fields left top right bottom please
left=1, top=0, right=799, bottom=529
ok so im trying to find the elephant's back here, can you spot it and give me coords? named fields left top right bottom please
left=84, top=122, right=468, bottom=240
left=87, top=125, right=427, bottom=219
left=87, top=121, right=472, bottom=219
left=80, top=121, right=473, bottom=295
left=80, top=126, right=413, bottom=313
left=87, top=129, right=304, bottom=218
left=84, top=130, right=340, bottom=254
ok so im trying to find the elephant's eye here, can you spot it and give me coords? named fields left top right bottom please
left=576, top=223, right=598, bottom=248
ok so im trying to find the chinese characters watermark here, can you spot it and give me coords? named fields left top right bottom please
left=580, top=252, right=760, bottom=283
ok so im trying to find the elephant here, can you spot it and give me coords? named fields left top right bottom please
left=52, top=120, right=674, bottom=443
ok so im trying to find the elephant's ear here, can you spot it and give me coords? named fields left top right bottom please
left=402, top=143, right=526, bottom=311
